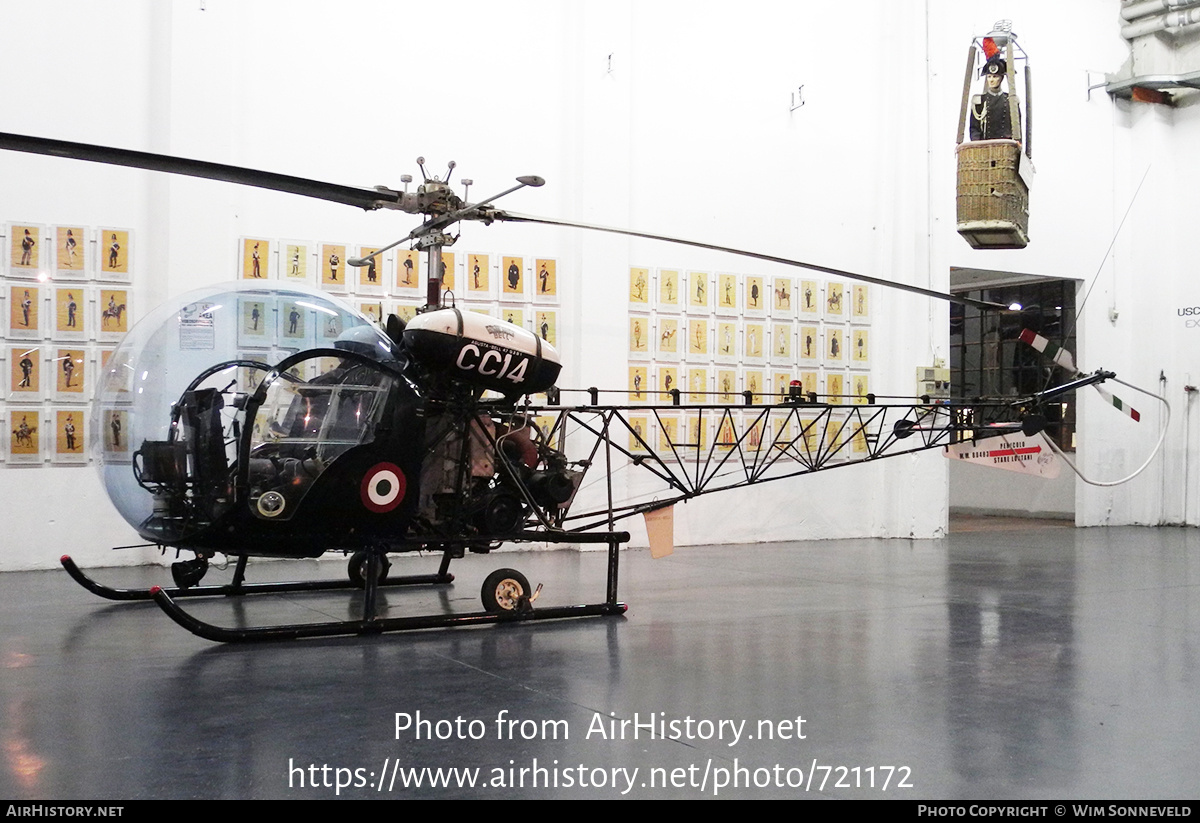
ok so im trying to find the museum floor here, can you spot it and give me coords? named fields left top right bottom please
left=0, top=521, right=1196, bottom=800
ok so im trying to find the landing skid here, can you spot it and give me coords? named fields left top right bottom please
left=60, top=553, right=455, bottom=602
left=64, top=530, right=630, bottom=642
left=151, top=589, right=627, bottom=642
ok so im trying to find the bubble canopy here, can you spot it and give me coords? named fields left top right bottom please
left=92, top=282, right=391, bottom=536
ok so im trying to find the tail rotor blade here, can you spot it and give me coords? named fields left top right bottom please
left=1092, top=383, right=1141, bottom=422
left=1019, top=328, right=1077, bottom=374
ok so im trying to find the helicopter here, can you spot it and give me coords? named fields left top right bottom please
left=0, top=131, right=1144, bottom=643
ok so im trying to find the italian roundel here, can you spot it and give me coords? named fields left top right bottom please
left=361, top=462, right=407, bottom=513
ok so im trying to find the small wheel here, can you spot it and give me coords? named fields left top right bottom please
left=347, top=551, right=391, bottom=588
left=481, top=568, right=531, bottom=613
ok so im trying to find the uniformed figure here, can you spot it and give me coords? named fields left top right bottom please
left=18, top=355, right=34, bottom=387
left=20, top=229, right=35, bottom=266
left=970, top=56, right=1019, bottom=141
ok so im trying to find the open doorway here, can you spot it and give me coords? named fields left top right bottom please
left=947, top=267, right=1080, bottom=521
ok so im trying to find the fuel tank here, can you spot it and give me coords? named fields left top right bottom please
left=403, top=308, right=561, bottom=395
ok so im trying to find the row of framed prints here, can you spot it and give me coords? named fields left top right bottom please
left=236, top=237, right=562, bottom=304
left=626, top=363, right=871, bottom=407
left=5, top=345, right=104, bottom=403
left=629, top=267, right=871, bottom=322
left=628, top=315, right=871, bottom=367
left=4, top=223, right=133, bottom=281
left=4, top=282, right=132, bottom=341
left=234, top=297, right=561, bottom=350
left=620, top=409, right=874, bottom=460
left=2, top=406, right=110, bottom=465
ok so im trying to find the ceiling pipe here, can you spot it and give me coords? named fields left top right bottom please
left=1121, top=0, right=1200, bottom=22
left=1122, top=5, right=1200, bottom=38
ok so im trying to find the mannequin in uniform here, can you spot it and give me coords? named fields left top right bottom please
left=970, top=56, right=1019, bottom=141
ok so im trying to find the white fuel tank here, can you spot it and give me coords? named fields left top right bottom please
left=403, top=308, right=561, bottom=395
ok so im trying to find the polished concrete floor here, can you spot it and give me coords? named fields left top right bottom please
left=0, top=522, right=1197, bottom=800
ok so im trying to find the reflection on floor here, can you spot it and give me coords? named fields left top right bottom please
left=0, top=524, right=1196, bottom=799
left=949, top=514, right=1074, bottom=533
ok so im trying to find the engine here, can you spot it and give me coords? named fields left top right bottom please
left=417, top=407, right=581, bottom=539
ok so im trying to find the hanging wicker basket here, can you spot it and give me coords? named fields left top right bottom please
left=955, top=139, right=1029, bottom=249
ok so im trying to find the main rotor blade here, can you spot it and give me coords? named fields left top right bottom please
left=494, top=210, right=1007, bottom=311
left=0, top=132, right=400, bottom=211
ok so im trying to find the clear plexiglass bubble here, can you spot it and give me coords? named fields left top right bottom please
left=92, top=282, right=391, bottom=535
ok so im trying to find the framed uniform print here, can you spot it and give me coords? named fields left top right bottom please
left=628, top=315, right=651, bottom=360
left=686, top=270, right=710, bottom=312
left=743, top=321, right=766, bottom=365
left=7, top=285, right=41, bottom=339
left=396, top=249, right=421, bottom=295
left=533, top=258, right=557, bottom=303
left=656, top=365, right=679, bottom=402
left=850, top=327, right=871, bottom=368
left=102, top=408, right=132, bottom=462
left=239, top=237, right=271, bottom=280
left=534, top=309, right=557, bottom=347
left=501, top=255, right=525, bottom=300
left=53, top=286, right=88, bottom=342
left=439, top=251, right=457, bottom=292
left=6, top=409, right=42, bottom=464
left=628, top=364, right=649, bottom=404
left=320, top=243, right=348, bottom=292
left=686, top=318, right=710, bottom=360
left=627, top=415, right=652, bottom=455
left=281, top=240, right=313, bottom=285
left=500, top=306, right=525, bottom=329
left=716, top=273, right=739, bottom=315
left=97, top=227, right=132, bottom=281
left=52, top=408, right=88, bottom=465
left=687, top=366, right=709, bottom=403
left=852, top=284, right=871, bottom=323
left=97, top=288, right=131, bottom=342
left=798, top=279, right=820, bottom=319
left=714, top=320, right=737, bottom=364
left=851, top=372, right=871, bottom=405
left=465, top=253, right=492, bottom=299
left=656, top=316, right=680, bottom=361
left=7, top=223, right=44, bottom=277
left=824, top=325, right=846, bottom=367
left=356, top=245, right=386, bottom=293
left=54, top=225, right=89, bottom=279
left=741, top=368, right=766, bottom=404
left=770, top=322, right=793, bottom=366
left=715, top=368, right=738, bottom=404
left=744, top=275, right=767, bottom=318
left=53, top=348, right=88, bottom=402
left=356, top=299, right=386, bottom=327
left=824, top=280, right=848, bottom=321
left=798, top=324, right=819, bottom=364
left=771, top=276, right=795, bottom=318
left=7, top=345, right=43, bottom=402
left=629, top=266, right=651, bottom=310
left=238, top=297, right=272, bottom=348
left=656, top=268, right=681, bottom=312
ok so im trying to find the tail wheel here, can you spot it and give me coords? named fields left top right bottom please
left=347, top=551, right=391, bottom=588
left=481, top=568, right=530, bottom=613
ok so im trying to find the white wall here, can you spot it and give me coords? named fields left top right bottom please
left=1, top=1, right=1194, bottom=571
left=949, top=459, right=1075, bottom=519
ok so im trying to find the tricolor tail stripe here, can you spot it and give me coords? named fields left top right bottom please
left=1019, top=329, right=1077, bottom=373
left=1094, top=384, right=1141, bottom=422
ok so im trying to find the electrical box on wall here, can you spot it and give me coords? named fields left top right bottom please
left=916, top=365, right=951, bottom=401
